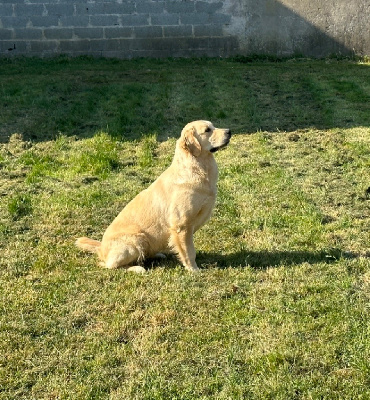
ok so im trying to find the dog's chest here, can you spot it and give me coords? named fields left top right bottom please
left=195, top=156, right=218, bottom=187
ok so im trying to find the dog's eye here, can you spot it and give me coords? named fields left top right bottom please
left=205, top=127, right=211, bottom=133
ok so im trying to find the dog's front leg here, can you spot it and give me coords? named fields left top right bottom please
left=170, top=228, right=199, bottom=272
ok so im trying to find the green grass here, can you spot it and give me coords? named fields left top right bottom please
left=0, top=57, right=369, bottom=399
left=1, top=56, right=370, bottom=143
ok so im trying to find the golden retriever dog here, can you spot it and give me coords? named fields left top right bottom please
left=76, top=120, right=231, bottom=273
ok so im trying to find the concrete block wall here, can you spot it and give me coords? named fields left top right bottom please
left=0, top=0, right=238, bottom=58
left=0, top=0, right=368, bottom=58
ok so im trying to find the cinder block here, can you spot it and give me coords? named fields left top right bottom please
left=150, top=13, right=179, bottom=26
left=30, top=40, right=58, bottom=53
left=0, top=0, right=24, bottom=4
left=74, top=4, right=90, bottom=16
left=171, top=38, right=208, bottom=53
left=92, top=38, right=131, bottom=52
left=14, top=28, right=43, bottom=39
left=75, top=2, right=135, bottom=16
left=0, top=40, right=28, bottom=54
left=100, top=50, right=132, bottom=59
left=109, top=2, right=136, bottom=14
left=163, top=25, right=192, bottom=37
left=195, top=1, right=223, bottom=14
left=60, top=39, right=91, bottom=52
left=90, top=15, right=119, bottom=27
left=0, top=4, right=13, bottom=17
left=30, top=16, right=59, bottom=27
left=0, top=29, right=13, bottom=40
left=166, top=1, right=195, bottom=13
left=207, top=36, right=238, bottom=55
left=74, top=27, right=104, bottom=39
left=120, top=14, right=149, bottom=27
left=14, top=4, right=44, bottom=17
left=1, top=17, right=29, bottom=29
left=46, top=4, right=75, bottom=17
left=59, top=16, right=89, bottom=27
left=194, top=24, right=223, bottom=37
left=130, top=38, right=165, bottom=51
left=136, top=1, right=165, bottom=14
left=101, top=2, right=135, bottom=14
left=86, top=39, right=106, bottom=52
left=116, top=39, right=133, bottom=52
left=131, top=49, right=171, bottom=58
left=175, top=37, right=207, bottom=50
left=210, top=13, right=231, bottom=24
left=134, top=26, right=162, bottom=38
left=105, top=27, right=133, bottom=39
left=182, top=12, right=230, bottom=25
left=44, top=28, right=73, bottom=40
left=180, top=12, right=210, bottom=25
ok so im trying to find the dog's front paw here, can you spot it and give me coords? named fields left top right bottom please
left=186, top=265, right=200, bottom=273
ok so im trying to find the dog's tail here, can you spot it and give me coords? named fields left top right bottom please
left=75, top=237, right=101, bottom=253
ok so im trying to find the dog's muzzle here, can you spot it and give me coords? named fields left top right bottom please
left=210, top=129, right=231, bottom=153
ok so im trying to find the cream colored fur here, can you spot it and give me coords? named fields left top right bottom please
left=76, top=120, right=231, bottom=272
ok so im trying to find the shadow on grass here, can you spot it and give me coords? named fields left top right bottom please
left=197, top=248, right=361, bottom=270
left=0, top=57, right=369, bottom=143
left=142, top=248, right=364, bottom=271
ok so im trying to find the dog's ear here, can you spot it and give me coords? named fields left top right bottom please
left=182, top=126, right=201, bottom=157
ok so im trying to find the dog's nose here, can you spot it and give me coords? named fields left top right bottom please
left=226, top=129, right=231, bottom=136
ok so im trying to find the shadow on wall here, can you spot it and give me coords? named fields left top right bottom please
left=226, top=0, right=367, bottom=57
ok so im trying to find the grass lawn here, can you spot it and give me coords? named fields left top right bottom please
left=0, top=56, right=369, bottom=399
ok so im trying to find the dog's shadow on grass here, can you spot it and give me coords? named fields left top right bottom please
left=144, top=248, right=360, bottom=271
left=196, top=248, right=359, bottom=270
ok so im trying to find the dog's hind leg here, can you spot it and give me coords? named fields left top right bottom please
left=103, top=245, right=141, bottom=269
left=101, top=235, right=147, bottom=273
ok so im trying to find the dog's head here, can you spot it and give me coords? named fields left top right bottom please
left=180, top=120, right=231, bottom=157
